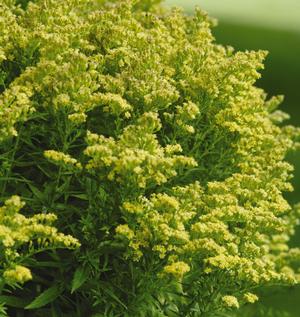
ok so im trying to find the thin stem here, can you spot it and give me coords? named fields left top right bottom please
left=0, top=126, right=22, bottom=199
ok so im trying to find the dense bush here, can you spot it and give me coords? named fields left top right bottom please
left=1, top=0, right=300, bottom=316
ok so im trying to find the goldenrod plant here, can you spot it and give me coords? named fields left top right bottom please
left=0, top=0, right=300, bottom=316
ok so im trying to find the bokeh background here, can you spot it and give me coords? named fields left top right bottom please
left=165, top=1, right=300, bottom=316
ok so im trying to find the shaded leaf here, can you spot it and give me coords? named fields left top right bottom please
left=25, top=284, right=63, bottom=310
left=0, top=295, right=29, bottom=308
left=71, top=266, right=89, bottom=293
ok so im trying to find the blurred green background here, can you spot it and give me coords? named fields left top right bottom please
left=165, top=1, right=300, bottom=316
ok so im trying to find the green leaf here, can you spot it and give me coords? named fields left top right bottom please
left=71, top=193, right=89, bottom=201
left=27, top=183, right=45, bottom=201
left=27, top=259, right=66, bottom=268
left=0, top=295, right=29, bottom=308
left=71, top=266, right=89, bottom=293
left=25, top=284, right=63, bottom=310
left=102, top=285, right=128, bottom=310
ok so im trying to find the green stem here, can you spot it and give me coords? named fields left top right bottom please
left=0, top=126, right=22, bottom=199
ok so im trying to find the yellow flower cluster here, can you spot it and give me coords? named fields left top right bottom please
left=222, top=295, right=239, bottom=309
left=0, top=196, right=80, bottom=286
left=116, top=183, right=202, bottom=265
left=3, top=265, right=32, bottom=285
left=243, top=292, right=259, bottom=304
left=163, top=261, right=190, bottom=279
left=68, top=112, right=87, bottom=124
left=99, top=93, right=133, bottom=118
left=85, top=112, right=197, bottom=188
left=44, top=150, right=82, bottom=171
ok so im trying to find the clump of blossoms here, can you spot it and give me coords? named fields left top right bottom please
left=0, top=196, right=79, bottom=287
left=0, top=0, right=300, bottom=316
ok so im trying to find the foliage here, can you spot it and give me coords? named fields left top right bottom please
left=0, top=0, right=300, bottom=316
